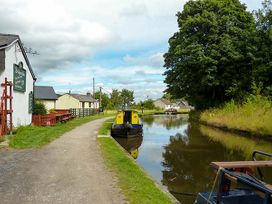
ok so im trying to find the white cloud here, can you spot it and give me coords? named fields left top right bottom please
left=0, top=0, right=260, bottom=100
left=123, top=52, right=164, bottom=67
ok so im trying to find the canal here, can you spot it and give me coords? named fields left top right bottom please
left=114, top=114, right=272, bottom=204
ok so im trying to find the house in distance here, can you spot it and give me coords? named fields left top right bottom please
left=0, top=33, right=36, bottom=129
left=34, top=86, right=58, bottom=112
left=56, top=92, right=99, bottom=109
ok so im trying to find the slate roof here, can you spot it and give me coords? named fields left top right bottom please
left=0, top=33, right=36, bottom=80
left=0, top=34, right=18, bottom=47
left=70, top=93, right=97, bottom=102
left=34, top=86, right=58, bottom=100
left=155, top=98, right=172, bottom=105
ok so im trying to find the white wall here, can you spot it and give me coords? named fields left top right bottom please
left=0, top=42, right=34, bottom=127
left=56, top=94, right=81, bottom=109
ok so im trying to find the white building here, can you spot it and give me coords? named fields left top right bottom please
left=56, top=92, right=99, bottom=109
left=0, top=34, right=36, bottom=128
left=154, top=98, right=172, bottom=110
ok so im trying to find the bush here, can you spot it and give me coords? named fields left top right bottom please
left=33, top=102, right=47, bottom=115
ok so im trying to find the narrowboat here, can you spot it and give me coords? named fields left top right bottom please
left=111, top=110, right=143, bottom=138
left=195, top=150, right=272, bottom=204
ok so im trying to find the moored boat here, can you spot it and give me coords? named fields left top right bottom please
left=111, top=110, right=143, bottom=138
left=195, top=150, right=272, bottom=204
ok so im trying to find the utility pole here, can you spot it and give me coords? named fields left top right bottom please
left=93, top=77, right=95, bottom=99
left=99, top=87, right=102, bottom=108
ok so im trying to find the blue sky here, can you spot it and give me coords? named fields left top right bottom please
left=0, top=0, right=263, bottom=101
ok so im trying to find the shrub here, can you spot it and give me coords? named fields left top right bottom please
left=33, top=102, right=47, bottom=115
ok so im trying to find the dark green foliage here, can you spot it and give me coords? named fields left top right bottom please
left=141, top=99, right=155, bottom=109
left=132, top=99, right=155, bottom=110
left=164, top=0, right=256, bottom=109
left=94, top=91, right=110, bottom=109
left=120, top=89, right=134, bottom=108
left=33, top=101, right=47, bottom=115
left=253, top=0, right=272, bottom=96
left=108, top=89, right=135, bottom=109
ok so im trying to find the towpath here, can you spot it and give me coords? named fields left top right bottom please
left=0, top=118, right=125, bottom=204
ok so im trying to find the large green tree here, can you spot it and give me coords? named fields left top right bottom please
left=164, top=0, right=256, bottom=109
left=110, top=89, right=122, bottom=109
left=253, top=0, right=272, bottom=95
left=109, top=89, right=135, bottom=109
left=120, top=89, right=134, bottom=108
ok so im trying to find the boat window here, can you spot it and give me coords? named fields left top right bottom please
left=124, top=111, right=132, bottom=123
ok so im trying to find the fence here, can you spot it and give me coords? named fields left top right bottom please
left=70, top=108, right=98, bottom=118
left=32, top=114, right=57, bottom=126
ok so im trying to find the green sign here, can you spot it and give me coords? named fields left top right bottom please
left=29, top=91, right=33, bottom=113
left=13, top=62, right=26, bottom=92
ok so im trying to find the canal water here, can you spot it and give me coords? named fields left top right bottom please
left=113, top=114, right=272, bottom=204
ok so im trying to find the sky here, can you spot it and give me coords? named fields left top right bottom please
left=0, top=0, right=263, bottom=101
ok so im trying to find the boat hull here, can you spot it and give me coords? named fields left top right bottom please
left=195, top=190, right=264, bottom=204
left=111, top=124, right=143, bottom=138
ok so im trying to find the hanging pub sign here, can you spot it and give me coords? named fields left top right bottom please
left=29, top=91, right=33, bottom=113
left=13, top=62, right=26, bottom=92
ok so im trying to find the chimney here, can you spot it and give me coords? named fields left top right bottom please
left=86, top=92, right=91, bottom=97
left=69, top=90, right=71, bottom=94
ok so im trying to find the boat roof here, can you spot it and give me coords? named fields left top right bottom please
left=118, top=110, right=138, bottom=113
left=211, top=160, right=272, bottom=170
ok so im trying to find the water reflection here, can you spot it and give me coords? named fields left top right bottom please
left=115, top=115, right=272, bottom=204
left=143, top=114, right=188, bottom=129
left=161, top=123, right=245, bottom=204
left=114, top=136, right=143, bottom=159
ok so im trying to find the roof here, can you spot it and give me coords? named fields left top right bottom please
left=70, top=93, right=97, bottom=102
left=34, top=86, right=58, bottom=100
left=155, top=98, right=172, bottom=105
left=0, top=34, right=18, bottom=47
left=0, top=33, right=36, bottom=80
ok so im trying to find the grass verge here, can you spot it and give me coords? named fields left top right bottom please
left=9, top=113, right=114, bottom=148
left=198, top=95, right=272, bottom=137
left=97, top=120, right=174, bottom=204
left=98, top=118, right=114, bottom=135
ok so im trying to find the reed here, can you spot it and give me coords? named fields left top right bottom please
left=200, top=95, right=272, bottom=136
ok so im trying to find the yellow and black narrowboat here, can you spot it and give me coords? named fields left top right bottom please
left=111, top=110, right=143, bottom=138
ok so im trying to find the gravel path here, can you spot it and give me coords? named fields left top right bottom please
left=0, top=118, right=126, bottom=204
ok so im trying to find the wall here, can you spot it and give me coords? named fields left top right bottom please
left=154, top=100, right=165, bottom=109
left=56, top=94, right=81, bottom=109
left=0, top=42, right=34, bottom=127
left=38, top=100, right=56, bottom=112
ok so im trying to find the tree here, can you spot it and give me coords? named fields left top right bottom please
left=120, top=89, right=134, bottom=108
left=110, top=89, right=122, bottom=109
left=164, top=0, right=256, bottom=109
left=253, top=0, right=272, bottom=96
left=94, top=91, right=110, bottom=109
left=142, top=99, right=155, bottom=109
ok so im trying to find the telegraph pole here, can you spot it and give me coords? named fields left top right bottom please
left=93, top=77, right=95, bottom=99
left=99, top=87, right=102, bottom=108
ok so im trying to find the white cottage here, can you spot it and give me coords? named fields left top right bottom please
left=56, top=92, right=99, bottom=109
left=0, top=34, right=36, bottom=128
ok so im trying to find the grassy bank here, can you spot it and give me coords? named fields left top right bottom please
left=198, top=96, right=272, bottom=137
left=97, top=120, right=175, bottom=204
left=9, top=113, right=114, bottom=148
left=98, top=118, right=114, bottom=135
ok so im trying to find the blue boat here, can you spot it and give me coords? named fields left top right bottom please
left=195, top=150, right=272, bottom=204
